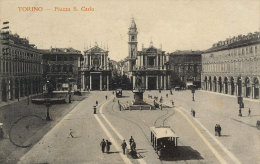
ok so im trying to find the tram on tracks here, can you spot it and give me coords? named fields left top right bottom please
left=150, top=126, right=179, bottom=158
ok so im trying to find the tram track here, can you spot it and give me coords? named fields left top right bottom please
left=105, top=99, right=181, bottom=164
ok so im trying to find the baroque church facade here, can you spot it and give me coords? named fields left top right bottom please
left=81, top=43, right=111, bottom=90
left=125, top=18, right=171, bottom=90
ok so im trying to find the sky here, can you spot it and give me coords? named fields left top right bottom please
left=0, top=0, right=259, bottom=61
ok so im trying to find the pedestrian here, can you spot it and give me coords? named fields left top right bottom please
left=69, top=129, right=74, bottom=138
left=129, top=136, right=134, bottom=146
left=248, top=108, right=251, bottom=117
left=215, top=124, right=218, bottom=136
left=100, top=139, right=106, bottom=153
left=106, top=140, right=112, bottom=153
left=166, top=94, right=168, bottom=98
left=192, top=110, right=196, bottom=117
left=160, top=104, right=163, bottom=110
left=121, top=140, right=127, bottom=155
left=112, top=91, right=114, bottom=95
left=218, top=125, right=221, bottom=137
left=96, top=100, right=98, bottom=106
left=172, top=100, right=174, bottom=106
left=106, top=95, right=108, bottom=100
left=130, top=140, right=136, bottom=152
left=113, top=97, right=115, bottom=102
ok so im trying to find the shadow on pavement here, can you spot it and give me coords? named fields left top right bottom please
left=161, top=146, right=203, bottom=161
left=107, top=151, right=120, bottom=154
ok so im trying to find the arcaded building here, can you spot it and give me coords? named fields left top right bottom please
left=126, top=18, right=170, bottom=90
left=169, top=50, right=202, bottom=88
left=81, top=44, right=111, bottom=90
left=201, top=32, right=260, bottom=99
left=0, top=32, right=42, bottom=103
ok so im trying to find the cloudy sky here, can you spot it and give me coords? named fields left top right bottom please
left=0, top=0, right=259, bottom=61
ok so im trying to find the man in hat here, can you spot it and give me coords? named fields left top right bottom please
left=121, top=140, right=127, bottom=154
left=100, top=139, right=106, bottom=153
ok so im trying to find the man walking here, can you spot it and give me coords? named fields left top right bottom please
left=248, top=108, right=251, bottom=117
left=100, top=139, right=106, bottom=153
left=121, top=140, right=127, bottom=155
left=106, top=140, right=112, bottom=153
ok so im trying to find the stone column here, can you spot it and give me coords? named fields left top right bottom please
left=235, top=82, right=238, bottom=96
left=160, top=76, right=163, bottom=89
left=146, top=75, right=148, bottom=90
left=164, top=75, right=166, bottom=90
left=228, top=82, right=231, bottom=95
left=101, top=55, right=103, bottom=68
left=90, top=55, right=92, bottom=67
left=168, top=75, right=170, bottom=89
left=86, top=54, right=88, bottom=68
left=90, top=74, right=92, bottom=90
left=252, top=84, right=255, bottom=99
left=133, top=75, right=135, bottom=89
left=156, top=75, right=159, bottom=90
left=100, top=74, right=102, bottom=91
left=82, top=72, right=85, bottom=90
left=157, top=55, right=159, bottom=68
left=107, top=75, right=109, bottom=90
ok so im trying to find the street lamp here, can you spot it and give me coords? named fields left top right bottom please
left=45, top=99, right=51, bottom=121
left=237, top=96, right=244, bottom=117
left=45, top=80, right=52, bottom=121
left=191, top=87, right=195, bottom=101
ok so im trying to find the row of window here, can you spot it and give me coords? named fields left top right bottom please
left=173, top=65, right=201, bottom=73
left=204, top=45, right=260, bottom=60
left=0, top=60, right=41, bottom=74
left=1, top=48, right=41, bottom=61
left=45, top=64, right=73, bottom=73
left=202, top=59, right=260, bottom=73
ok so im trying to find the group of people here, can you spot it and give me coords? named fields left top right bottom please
left=120, top=136, right=137, bottom=155
left=215, top=124, right=222, bottom=136
left=100, top=136, right=137, bottom=155
left=100, top=139, right=112, bottom=153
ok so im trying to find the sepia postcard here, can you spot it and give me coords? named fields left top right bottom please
left=0, top=0, right=259, bottom=163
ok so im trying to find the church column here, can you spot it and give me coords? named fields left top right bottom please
left=167, top=75, right=170, bottom=89
left=107, top=75, right=109, bottom=91
left=146, top=75, right=148, bottom=90
left=242, top=82, right=245, bottom=97
left=157, top=55, right=159, bottom=68
left=90, top=55, right=92, bottom=67
left=164, top=75, right=166, bottom=90
left=160, top=75, right=163, bottom=89
left=101, top=54, right=103, bottom=68
left=140, top=55, right=143, bottom=68
left=235, top=82, right=238, bottom=96
left=90, top=74, right=92, bottom=90
left=100, top=74, right=102, bottom=91
left=86, top=54, right=88, bottom=68
left=156, top=75, right=159, bottom=90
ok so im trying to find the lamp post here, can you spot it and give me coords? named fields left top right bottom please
left=45, top=99, right=51, bottom=121
left=237, top=96, right=243, bottom=117
left=192, top=87, right=195, bottom=101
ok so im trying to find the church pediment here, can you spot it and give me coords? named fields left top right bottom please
left=85, top=46, right=106, bottom=53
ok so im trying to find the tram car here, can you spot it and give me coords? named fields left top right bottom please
left=116, top=89, right=122, bottom=98
left=150, top=126, right=179, bottom=159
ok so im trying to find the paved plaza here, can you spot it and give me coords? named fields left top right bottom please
left=13, top=90, right=260, bottom=164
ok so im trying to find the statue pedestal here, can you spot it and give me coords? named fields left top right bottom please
left=133, top=89, right=145, bottom=105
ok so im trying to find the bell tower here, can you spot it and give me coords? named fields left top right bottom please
left=128, top=18, right=138, bottom=58
left=128, top=18, right=138, bottom=72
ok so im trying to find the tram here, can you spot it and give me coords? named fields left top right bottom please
left=116, top=89, right=122, bottom=98
left=150, top=126, right=179, bottom=158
